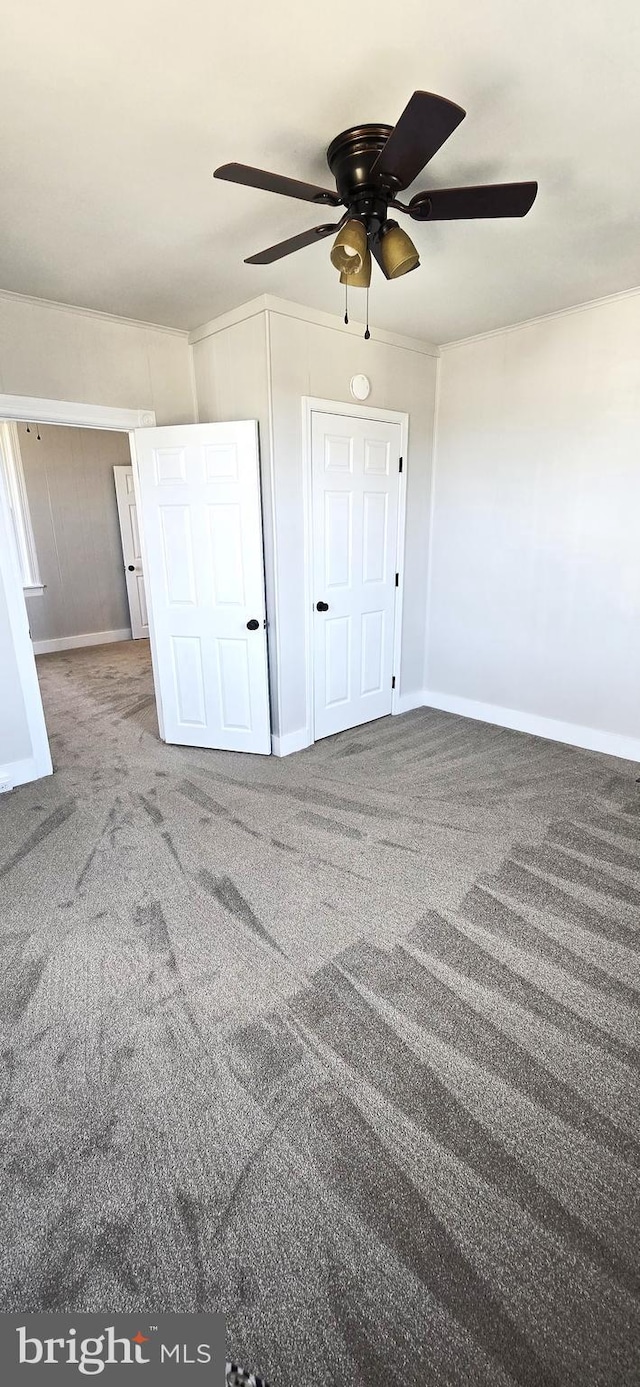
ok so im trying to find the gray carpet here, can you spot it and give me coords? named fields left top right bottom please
left=1, top=639, right=639, bottom=1386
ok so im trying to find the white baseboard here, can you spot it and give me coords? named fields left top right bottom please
left=0, top=752, right=53, bottom=791
left=422, top=689, right=640, bottom=765
left=395, top=690, right=428, bottom=715
left=271, top=727, right=312, bottom=757
left=33, top=627, right=131, bottom=655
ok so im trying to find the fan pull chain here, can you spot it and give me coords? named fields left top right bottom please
left=344, top=281, right=349, bottom=325
left=364, top=286, right=370, bottom=340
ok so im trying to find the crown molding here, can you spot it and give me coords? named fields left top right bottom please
left=187, top=296, right=269, bottom=342
left=189, top=293, right=439, bottom=357
left=0, top=287, right=189, bottom=337
left=440, top=281, right=640, bottom=352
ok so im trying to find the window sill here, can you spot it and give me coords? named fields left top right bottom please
left=23, top=584, right=45, bottom=597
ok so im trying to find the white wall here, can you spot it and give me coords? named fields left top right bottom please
left=21, top=424, right=132, bottom=644
left=427, top=290, right=640, bottom=758
left=0, top=290, right=195, bottom=423
left=191, top=298, right=439, bottom=745
left=192, top=311, right=270, bottom=429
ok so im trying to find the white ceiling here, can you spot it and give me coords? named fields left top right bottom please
left=2, top=0, right=640, bottom=343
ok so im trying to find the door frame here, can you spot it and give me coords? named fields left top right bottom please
left=301, top=396, right=409, bottom=745
left=0, top=393, right=155, bottom=432
left=0, top=459, right=52, bottom=786
left=113, top=463, right=149, bottom=640
left=0, top=393, right=157, bottom=786
left=127, top=431, right=166, bottom=739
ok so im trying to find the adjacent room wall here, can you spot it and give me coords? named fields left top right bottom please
left=20, top=423, right=132, bottom=647
left=191, top=297, right=439, bottom=747
left=427, top=289, right=640, bottom=758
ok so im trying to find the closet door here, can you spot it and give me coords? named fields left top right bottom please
left=311, top=410, right=401, bottom=740
left=132, top=421, right=271, bottom=753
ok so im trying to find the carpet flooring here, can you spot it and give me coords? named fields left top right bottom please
left=1, top=639, right=639, bottom=1385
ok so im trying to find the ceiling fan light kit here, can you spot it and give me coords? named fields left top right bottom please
left=330, top=218, right=368, bottom=275
left=378, top=220, right=420, bottom=278
left=339, top=249, right=371, bottom=288
left=214, top=88, right=538, bottom=340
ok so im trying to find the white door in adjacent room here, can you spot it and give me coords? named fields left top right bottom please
left=311, top=410, right=402, bottom=741
left=114, top=464, right=149, bottom=639
left=131, top=420, right=271, bottom=754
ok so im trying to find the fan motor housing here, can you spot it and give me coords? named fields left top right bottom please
left=327, top=124, right=394, bottom=206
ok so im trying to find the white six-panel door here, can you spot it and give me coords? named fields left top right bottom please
left=311, top=411, right=401, bottom=741
left=132, top=421, right=271, bottom=754
left=113, top=465, right=149, bottom=639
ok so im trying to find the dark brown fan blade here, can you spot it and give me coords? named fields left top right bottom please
left=408, top=181, right=538, bottom=221
left=214, top=162, right=340, bottom=206
left=370, top=91, right=466, bottom=191
left=244, top=223, right=339, bottom=265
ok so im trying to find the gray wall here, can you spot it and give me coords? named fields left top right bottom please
left=21, top=424, right=132, bottom=643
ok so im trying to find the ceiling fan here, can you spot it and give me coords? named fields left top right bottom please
left=214, top=90, right=538, bottom=291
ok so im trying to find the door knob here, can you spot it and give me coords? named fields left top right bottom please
left=246, top=619, right=260, bottom=631
left=316, top=601, right=329, bottom=612
left=127, top=565, right=135, bottom=572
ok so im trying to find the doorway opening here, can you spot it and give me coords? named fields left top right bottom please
left=0, top=396, right=274, bottom=790
left=0, top=417, right=157, bottom=763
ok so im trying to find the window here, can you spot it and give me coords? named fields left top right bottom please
left=0, top=420, right=43, bottom=594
